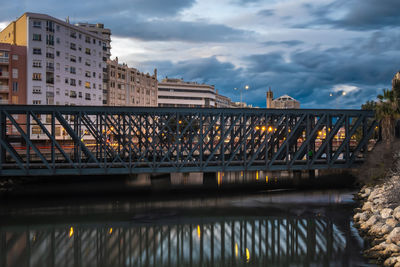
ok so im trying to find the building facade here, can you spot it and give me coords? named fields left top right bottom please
left=107, top=58, right=158, bottom=107
left=215, top=90, right=235, bottom=108
left=0, top=12, right=107, bottom=107
left=158, top=78, right=216, bottom=108
left=0, top=43, right=27, bottom=105
left=75, top=22, right=111, bottom=105
left=266, top=88, right=300, bottom=109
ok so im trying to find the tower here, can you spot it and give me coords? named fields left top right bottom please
left=266, top=87, right=273, bottom=108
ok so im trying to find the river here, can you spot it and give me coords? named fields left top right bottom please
left=0, top=188, right=376, bottom=266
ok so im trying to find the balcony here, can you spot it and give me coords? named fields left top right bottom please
left=0, top=99, right=9, bottom=104
left=0, top=72, right=9, bottom=79
left=0, top=58, right=9, bottom=64
left=46, top=78, right=54, bottom=85
left=46, top=27, right=55, bottom=33
left=46, top=66, right=54, bottom=72
left=46, top=53, right=54, bottom=59
left=0, top=85, right=9, bottom=92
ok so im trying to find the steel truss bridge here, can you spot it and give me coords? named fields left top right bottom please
left=0, top=105, right=377, bottom=176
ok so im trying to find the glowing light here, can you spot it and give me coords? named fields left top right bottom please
left=261, top=126, right=266, bottom=131
left=197, top=225, right=201, bottom=238
left=318, top=131, right=322, bottom=136
left=69, top=227, right=74, bottom=238
left=217, top=172, right=221, bottom=186
left=241, top=171, right=243, bottom=177
left=255, top=126, right=260, bottom=130
left=268, top=126, right=273, bottom=132
left=109, top=228, right=113, bottom=234
left=246, top=248, right=250, bottom=262
left=178, top=120, right=182, bottom=124
left=110, top=126, right=114, bottom=131
left=235, top=243, right=238, bottom=257
left=266, top=175, right=268, bottom=183
left=256, top=171, right=259, bottom=180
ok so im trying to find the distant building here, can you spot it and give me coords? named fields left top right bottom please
left=107, top=57, right=158, bottom=107
left=215, top=90, right=235, bottom=108
left=266, top=88, right=300, bottom=109
left=158, top=78, right=216, bottom=108
left=0, top=43, right=27, bottom=105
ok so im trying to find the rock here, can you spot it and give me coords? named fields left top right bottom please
left=361, top=188, right=372, bottom=198
left=394, top=206, right=400, bottom=214
left=355, top=211, right=370, bottom=222
left=384, top=256, right=398, bottom=267
left=362, top=202, right=373, bottom=212
left=394, top=209, right=400, bottom=221
left=395, top=260, right=400, bottom=267
left=362, top=215, right=381, bottom=230
left=384, top=244, right=400, bottom=255
left=369, top=222, right=390, bottom=237
left=382, top=208, right=394, bottom=219
left=374, top=197, right=385, bottom=205
left=369, top=242, right=388, bottom=251
left=387, top=218, right=399, bottom=228
left=387, top=228, right=400, bottom=244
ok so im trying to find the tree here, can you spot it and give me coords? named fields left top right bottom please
left=376, top=89, right=398, bottom=143
left=361, top=100, right=376, bottom=111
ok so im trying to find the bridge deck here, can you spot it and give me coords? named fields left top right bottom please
left=0, top=105, right=377, bottom=176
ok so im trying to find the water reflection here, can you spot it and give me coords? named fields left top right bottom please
left=0, top=190, right=370, bottom=267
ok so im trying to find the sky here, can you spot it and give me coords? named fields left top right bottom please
left=1, top=0, right=400, bottom=109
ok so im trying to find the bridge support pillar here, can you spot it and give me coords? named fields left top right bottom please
left=308, top=170, right=316, bottom=180
left=203, top=172, right=218, bottom=188
left=150, top=173, right=171, bottom=191
left=293, top=170, right=302, bottom=186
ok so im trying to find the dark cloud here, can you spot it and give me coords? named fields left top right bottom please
left=257, top=9, right=275, bottom=17
left=302, top=0, right=400, bottom=31
left=108, top=19, right=253, bottom=42
left=0, top=0, right=195, bottom=20
left=262, top=40, right=303, bottom=47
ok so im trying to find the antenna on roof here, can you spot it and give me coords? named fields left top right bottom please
left=66, top=16, right=70, bottom=24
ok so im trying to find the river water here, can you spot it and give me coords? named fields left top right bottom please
left=0, top=188, right=376, bottom=267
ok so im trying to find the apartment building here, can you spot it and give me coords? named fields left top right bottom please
left=158, top=78, right=216, bottom=108
left=215, top=90, right=235, bottom=108
left=0, top=12, right=107, bottom=107
left=75, top=22, right=111, bottom=105
left=0, top=43, right=27, bottom=105
left=107, top=58, right=158, bottom=107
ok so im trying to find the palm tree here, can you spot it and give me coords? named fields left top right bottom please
left=376, top=89, right=398, bottom=143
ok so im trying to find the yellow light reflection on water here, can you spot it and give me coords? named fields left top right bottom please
left=197, top=225, right=201, bottom=239
left=109, top=228, right=113, bottom=234
left=217, top=172, right=221, bottom=186
left=246, top=248, right=250, bottom=262
left=266, top=175, right=268, bottom=183
left=256, top=171, right=259, bottom=180
left=69, top=227, right=74, bottom=238
left=235, top=243, right=238, bottom=258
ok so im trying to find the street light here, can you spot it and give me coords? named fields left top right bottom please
left=234, top=85, right=249, bottom=107
left=329, top=91, right=346, bottom=108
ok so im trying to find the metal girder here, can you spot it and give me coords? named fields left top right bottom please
left=0, top=105, right=377, bottom=177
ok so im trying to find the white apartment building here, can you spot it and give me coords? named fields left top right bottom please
left=0, top=12, right=106, bottom=107
left=158, top=78, right=216, bottom=108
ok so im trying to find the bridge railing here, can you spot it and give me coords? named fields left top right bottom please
left=0, top=105, right=378, bottom=176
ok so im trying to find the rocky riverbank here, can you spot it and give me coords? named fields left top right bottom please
left=354, top=173, right=400, bottom=266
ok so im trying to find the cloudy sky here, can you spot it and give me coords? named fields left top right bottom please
left=1, top=0, right=400, bottom=108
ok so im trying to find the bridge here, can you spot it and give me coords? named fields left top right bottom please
left=0, top=105, right=377, bottom=176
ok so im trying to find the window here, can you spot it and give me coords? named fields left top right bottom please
left=85, top=36, right=90, bottom=43
left=93, top=38, right=96, bottom=44
left=12, top=82, right=18, bottom=92
left=70, top=78, right=76, bottom=86
left=78, top=56, right=82, bottom=63
left=12, top=55, right=18, bottom=60
left=78, top=45, right=82, bottom=51
left=85, top=81, right=91, bottom=89
left=56, top=25, right=60, bottom=31
left=56, top=51, right=60, bottom=57
left=33, top=48, right=41, bottom=55
left=93, top=72, right=96, bottom=78
left=65, top=90, right=69, bottom=96
left=33, top=87, right=42, bottom=94
left=70, top=90, right=76, bottom=98
left=78, top=80, right=82, bottom=86
left=46, top=34, right=54, bottom=45
left=70, top=67, right=76, bottom=74
left=33, top=34, right=41, bottom=41
left=85, top=93, right=91, bottom=100
left=33, top=21, right=41, bottom=28
left=65, top=66, right=69, bottom=72
left=46, top=52, right=54, bottom=59
left=32, top=73, right=42, bottom=81
left=85, top=48, right=91, bottom=55
left=78, top=92, right=82, bottom=98
left=85, top=71, right=91, bottom=78
left=65, top=78, right=69, bottom=84
left=56, top=37, right=60, bottom=44
left=85, top=60, right=91, bottom=67
left=93, top=83, right=96, bottom=89
left=32, top=126, right=42, bottom=134
left=12, top=68, right=18, bottom=78
left=56, top=88, right=60, bottom=95
left=33, top=60, right=41, bottom=68
left=56, top=63, right=60, bottom=70
left=70, top=55, right=76, bottom=62
left=70, top=31, right=76, bottom=38
left=70, top=43, right=76, bottom=50
left=46, top=20, right=55, bottom=32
